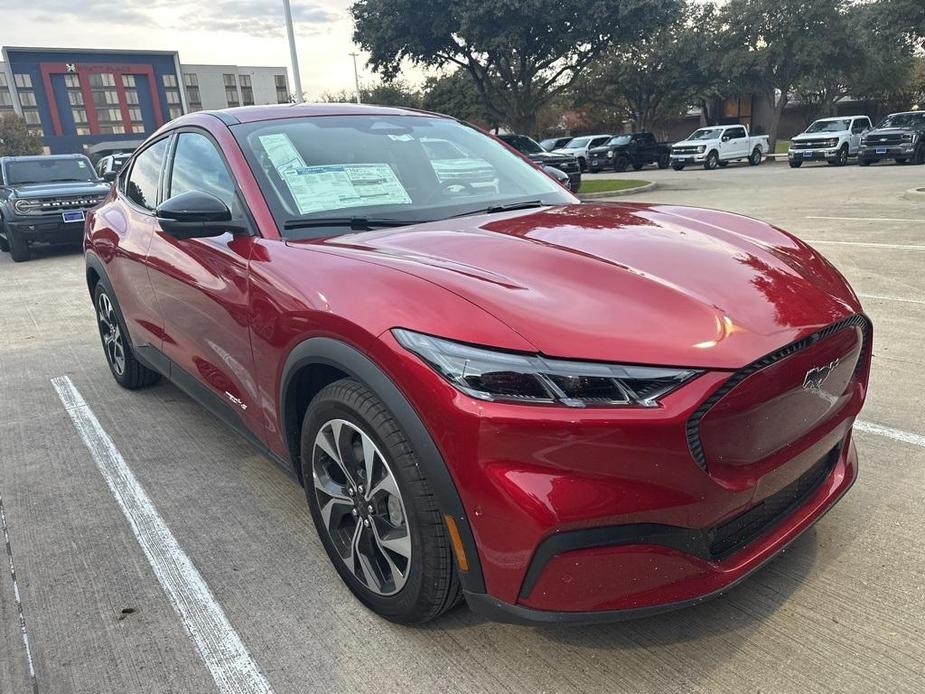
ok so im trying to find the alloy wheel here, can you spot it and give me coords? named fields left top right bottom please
left=312, top=418, right=411, bottom=596
left=97, top=292, right=126, bottom=376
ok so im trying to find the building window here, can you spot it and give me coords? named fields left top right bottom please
left=123, top=74, right=136, bottom=88
left=90, top=72, right=123, bottom=133
left=161, top=74, right=183, bottom=118
left=14, top=74, right=40, bottom=128
left=274, top=74, right=289, bottom=103
left=184, top=73, right=198, bottom=87
left=169, top=106, right=183, bottom=120
left=14, top=73, right=33, bottom=89
left=163, top=74, right=178, bottom=88
left=19, top=92, right=37, bottom=107
left=126, top=91, right=139, bottom=105
left=0, top=73, right=11, bottom=113
left=67, top=90, right=84, bottom=106
left=23, top=110, right=40, bottom=125
left=72, top=108, right=88, bottom=125
left=223, top=73, right=237, bottom=87
left=239, top=74, right=254, bottom=106
left=64, top=74, right=80, bottom=88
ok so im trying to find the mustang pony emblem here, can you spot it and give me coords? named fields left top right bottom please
left=803, top=359, right=840, bottom=390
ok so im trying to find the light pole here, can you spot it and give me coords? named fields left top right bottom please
left=349, top=52, right=362, bottom=104
left=282, top=0, right=303, bottom=102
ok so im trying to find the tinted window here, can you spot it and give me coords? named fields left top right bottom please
left=852, top=119, right=870, bottom=134
left=591, top=137, right=610, bottom=147
left=498, top=135, right=543, bottom=155
left=125, top=139, right=169, bottom=211
left=169, top=132, right=237, bottom=211
left=5, top=157, right=98, bottom=185
left=727, top=127, right=747, bottom=139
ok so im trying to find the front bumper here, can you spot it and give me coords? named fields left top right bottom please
left=5, top=213, right=88, bottom=243
left=858, top=143, right=916, bottom=161
left=670, top=153, right=706, bottom=164
left=788, top=147, right=840, bottom=162
left=465, top=441, right=855, bottom=623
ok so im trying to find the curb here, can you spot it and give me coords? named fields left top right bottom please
left=578, top=181, right=657, bottom=199
left=903, top=188, right=925, bottom=202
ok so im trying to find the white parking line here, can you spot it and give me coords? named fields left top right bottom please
left=0, top=492, right=38, bottom=694
left=858, top=293, right=925, bottom=306
left=51, top=376, right=273, bottom=694
left=806, top=216, right=924, bottom=223
left=856, top=420, right=925, bottom=449
left=805, top=240, right=925, bottom=251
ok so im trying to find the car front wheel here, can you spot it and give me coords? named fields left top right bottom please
left=93, top=284, right=160, bottom=388
left=301, top=379, right=461, bottom=624
left=4, top=223, right=30, bottom=262
left=703, top=151, right=719, bottom=170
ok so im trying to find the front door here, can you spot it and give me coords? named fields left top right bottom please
left=144, top=129, right=265, bottom=439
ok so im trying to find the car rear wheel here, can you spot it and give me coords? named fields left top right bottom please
left=657, top=153, right=670, bottom=169
left=631, top=163, right=644, bottom=171
left=859, top=158, right=872, bottom=167
left=789, top=161, right=803, bottom=168
left=913, top=144, right=925, bottom=165
left=671, top=163, right=685, bottom=171
left=93, top=284, right=160, bottom=389
left=577, top=156, right=587, bottom=172
left=748, top=147, right=763, bottom=166
left=613, top=156, right=629, bottom=172
left=703, top=151, right=719, bottom=170
left=301, top=379, right=462, bottom=624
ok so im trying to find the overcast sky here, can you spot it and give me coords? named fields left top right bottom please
left=0, top=0, right=407, bottom=98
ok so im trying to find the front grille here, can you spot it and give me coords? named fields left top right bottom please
left=791, top=139, right=837, bottom=149
left=709, top=446, right=839, bottom=558
left=15, top=194, right=106, bottom=215
left=686, top=314, right=871, bottom=472
left=673, top=146, right=701, bottom=155
left=863, top=133, right=904, bottom=146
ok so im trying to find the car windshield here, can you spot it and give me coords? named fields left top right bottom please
left=234, top=114, right=572, bottom=239
left=565, top=137, right=590, bottom=148
left=5, top=157, right=98, bottom=185
left=688, top=128, right=724, bottom=141
left=877, top=112, right=925, bottom=129
left=499, top=134, right=544, bottom=155
left=540, top=138, right=565, bottom=150
left=607, top=135, right=633, bottom=146
left=805, top=119, right=850, bottom=133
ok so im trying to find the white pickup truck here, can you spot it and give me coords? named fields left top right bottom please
left=670, top=125, right=770, bottom=170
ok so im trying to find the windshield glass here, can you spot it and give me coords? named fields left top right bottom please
left=564, top=137, right=590, bottom=148
left=688, top=128, right=724, bottom=141
left=805, top=119, right=850, bottom=133
left=877, top=112, right=925, bottom=129
left=540, top=138, right=565, bottom=150
left=607, top=135, right=633, bottom=146
left=234, top=114, right=572, bottom=238
left=6, top=157, right=98, bottom=185
left=499, top=134, right=544, bottom=155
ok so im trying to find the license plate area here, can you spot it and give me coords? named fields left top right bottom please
left=62, top=210, right=85, bottom=223
left=875, top=148, right=887, bottom=155
left=803, top=151, right=813, bottom=158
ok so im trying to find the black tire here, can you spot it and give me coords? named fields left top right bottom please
left=895, top=158, right=908, bottom=165
left=831, top=144, right=848, bottom=167
left=748, top=147, right=763, bottom=166
left=657, top=153, right=670, bottom=169
left=717, top=161, right=729, bottom=167
left=789, top=161, right=803, bottom=168
left=5, top=223, right=30, bottom=262
left=631, top=163, right=644, bottom=171
left=703, top=151, right=719, bottom=170
left=577, top=156, right=587, bottom=172
left=671, top=163, right=685, bottom=171
left=913, top=144, right=925, bottom=165
left=613, top=156, right=629, bottom=173
left=858, top=158, right=872, bottom=167
left=0, top=226, right=9, bottom=253
left=93, top=283, right=160, bottom=389
left=301, top=378, right=461, bottom=624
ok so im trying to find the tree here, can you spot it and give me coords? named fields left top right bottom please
left=718, top=0, right=842, bottom=150
left=320, top=80, right=422, bottom=108
left=575, top=4, right=706, bottom=134
left=0, top=114, right=43, bottom=157
left=351, top=0, right=681, bottom=136
left=420, top=69, right=496, bottom=128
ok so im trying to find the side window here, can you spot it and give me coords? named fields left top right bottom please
left=592, top=137, right=610, bottom=147
left=852, top=119, right=869, bottom=134
left=168, top=132, right=238, bottom=212
left=728, top=127, right=746, bottom=139
left=125, top=139, right=169, bottom=211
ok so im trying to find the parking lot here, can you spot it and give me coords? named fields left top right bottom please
left=1, top=161, right=924, bottom=693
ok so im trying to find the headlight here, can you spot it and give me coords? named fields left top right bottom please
left=13, top=199, right=41, bottom=214
left=606, top=150, right=614, bottom=158
left=697, top=145, right=706, bottom=153
left=826, top=139, right=838, bottom=147
left=393, top=329, right=700, bottom=408
left=902, top=133, right=915, bottom=143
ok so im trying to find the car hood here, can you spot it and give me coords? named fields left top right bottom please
left=673, top=139, right=713, bottom=148
left=865, top=127, right=922, bottom=137
left=527, top=152, right=576, bottom=165
left=792, top=131, right=847, bottom=141
left=287, top=203, right=861, bottom=368
left=9, top=181, right=110, bottom=198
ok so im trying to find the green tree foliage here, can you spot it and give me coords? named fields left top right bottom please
left=320, top=80, right=422, bottom=108
left=0, top=114, right=43, bottom=157
left=351, top=0, right=681, bottom=136
left=420, top=70, right=496, bottom=128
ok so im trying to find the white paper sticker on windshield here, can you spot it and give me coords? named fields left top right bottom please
left=281, top=164, right=412, bottom=215
left=258, top=133, right=306, bottom=176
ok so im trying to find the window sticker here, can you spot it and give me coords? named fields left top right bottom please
left=281, top=163, right=413, bottom=215
left=258, top=133, right=306, bottom=176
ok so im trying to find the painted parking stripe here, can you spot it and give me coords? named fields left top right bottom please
left=806, top=216, right=925, bottom=223
left=1, top=492, right=38, bottom=694
left=804, top=240, right=925, bottom=251
left=858, top=293, right=925, bottom=306
left=855, top=420, right=925, bottom=449
left=51, top=376, right=272, bottom=694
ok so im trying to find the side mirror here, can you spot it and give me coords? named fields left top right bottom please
left=155, top=191, right=246, bottom=239
left=721, top=135, right=730, bottom=142
left=102, top=171, right=117, bottom=182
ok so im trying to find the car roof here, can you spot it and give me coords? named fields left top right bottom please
left=886, top=110, right=923, bottom=116
left=813, top=115, right=866, bottom=121
left=174, top=102, right=451, bottom=127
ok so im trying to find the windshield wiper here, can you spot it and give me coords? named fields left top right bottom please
left=449, top=200, right=549, bottom=219
left=283, top=216, right=422, bottom=231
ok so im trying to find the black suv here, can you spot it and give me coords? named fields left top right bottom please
left=498, top=134, right=582, bottom=192
left=0, top=154, right=110, bottom=262
left=858, top=111, right=925, bottom=166
left=588, top=133, right=672, bottom=172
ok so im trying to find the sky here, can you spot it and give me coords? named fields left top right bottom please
left=0, top=0, right=410, bottom=99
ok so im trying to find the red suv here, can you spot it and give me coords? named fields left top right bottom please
left=85, top=105, right=871, bottom=624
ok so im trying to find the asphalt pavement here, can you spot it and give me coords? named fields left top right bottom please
left=1, top=159, right=924, bottom=693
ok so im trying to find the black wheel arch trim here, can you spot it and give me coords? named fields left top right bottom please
left=280, top=336, right=487, bottom=593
